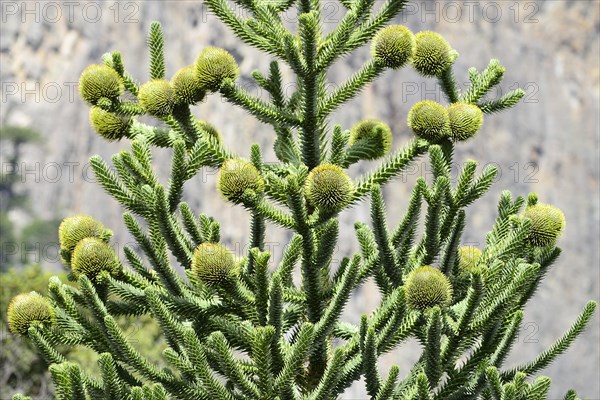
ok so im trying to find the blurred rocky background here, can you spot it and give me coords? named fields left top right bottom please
left=1, top=0, right=598, bottom=398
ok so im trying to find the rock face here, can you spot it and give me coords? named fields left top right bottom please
left=1, top=1, right=598, bottom=397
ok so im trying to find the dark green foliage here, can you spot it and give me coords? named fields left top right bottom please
left=0, top=126, right=46, bottom=267
left=0, top=213, right=17, bottom=266
left=0, top=126, right=41, bottom=143
left=0, top=265, right=166, bottom=399
left=10, top=2, right=596, bottom=400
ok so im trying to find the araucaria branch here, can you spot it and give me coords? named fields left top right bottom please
left=9, top=2, right=596, bottom=400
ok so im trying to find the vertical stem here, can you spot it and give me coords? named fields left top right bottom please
left=301, top=76, right=321, bottom=170
left=246, top=210, right=265, bottom=277
left=286, top=178, right=326, bottom=388
left=299, top=11, right=321, bottom=170
left=288, top=181, right=320, bottom=322
left=251, top=212, right=265, bottom=251
left=247, top=144, right=266, bottom=278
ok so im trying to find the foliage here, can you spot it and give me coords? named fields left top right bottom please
left=0, top=125, right=47, bottom=269
left=0, top=126, right=42, bottom=203
left=0, top=213, right=17, bottom=267
left=1, top=264, right=166, bottom=399
left=1, top=265, right=59, bottom=399
left=1, top=216, right=62, bottom=270
left=8, top=1, right=596, bottom=399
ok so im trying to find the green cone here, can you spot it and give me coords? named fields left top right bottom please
left=89, top=106, right=131, bottom=141
left=372, top=25, right=415, bottom=69
left=405, top=266, right=453, bottom=311
left=447, top=103, right=484, bottom=141
left=217, top=158, right=264, bottom=204
left=79, top=64, right=123, bottom=105
left=523, top=204, right=566, bottom=246
left=8, top=292, right=54, bottom=335
left=305, top=164, right=353, bottom=213
left=192, top=243, right=237, bottom=286
left=172, top=65, right=206, bottom=105
left=138, top=79, right=175, bottom=117
left=407, top=100, right=450, bottom=141
left=195, top=47, right=239, bottom=92
left=71, top=237, right=120, bottom=279
left=412, top=31, right=454, bottom=77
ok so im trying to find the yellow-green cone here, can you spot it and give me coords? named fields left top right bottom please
left=171, top=65, right=206, bottom=105
left=458, top=246, right=483, bottom=274
left=79, top=64, right=123, bottom=105
left=138, top=79, right=174, bottom=117
left=89, top=106, right=131, bottom=141
left=305, top=164, right=353, bottom=213
left=412, top=31, right=454, bottom=77
left=349, top=119, right=393, bottom=159
left=217, top=158, right=264, bottom=204
left=192, top=243, right=236, bottom=286
left=372, top=25, right=415, bottom=69
left=407, top=100, right=450, bottom=141
left=447, top=103, right=484, bottom=141
left=7, top=292, right=54, bottom=335
left=58, top=215, right=109, bottom=254
left=405, top=266, right=453, bottom=311
left=195, top=47, right=239, bottom=92
left=71, top=237, right=119, bottom=279
left=523, top=204, right=566, bottom=246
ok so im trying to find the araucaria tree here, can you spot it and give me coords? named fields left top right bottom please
left=8, top=1, right=596, bottom=399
